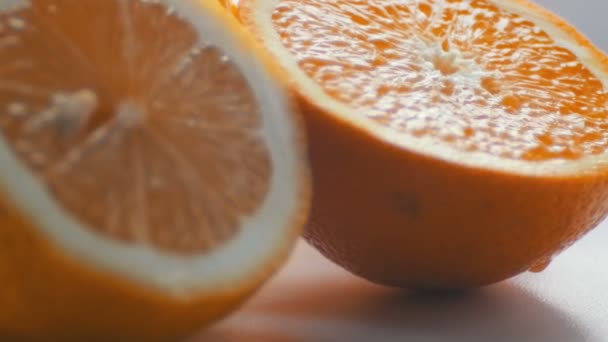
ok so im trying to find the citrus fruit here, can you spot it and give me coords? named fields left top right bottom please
left=0, top=0, right=308, bottom=340
left=236, top=0, right=608, bottom=289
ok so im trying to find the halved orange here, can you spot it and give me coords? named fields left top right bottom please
left=236, top=0, right=608, bottom=289
left=0, top=0, right=309, bottom=340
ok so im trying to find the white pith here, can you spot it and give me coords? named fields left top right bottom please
left=0, top=0, right=302, bottom=295
left=250, top=0, right=608, bottom=176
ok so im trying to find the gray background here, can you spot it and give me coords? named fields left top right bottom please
left=533, top=0, right=608, bottom=51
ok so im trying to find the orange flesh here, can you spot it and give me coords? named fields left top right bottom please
left=0, top=0, right=271, bottom=254
left=272, top=0, right=608, bottom=161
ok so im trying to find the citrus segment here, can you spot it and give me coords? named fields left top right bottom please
left=0, top=0, right=308, bottom=339
left=0, top=0, right=273, bottom=254
left=271, top=0, right=608, bottom=161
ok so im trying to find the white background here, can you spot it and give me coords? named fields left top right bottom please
left=201, top=1, right=608, bottom=340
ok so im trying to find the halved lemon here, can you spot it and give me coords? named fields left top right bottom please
left=236, top=0, right=608, bottom=289
left=0, top=0, right=308, bottom=340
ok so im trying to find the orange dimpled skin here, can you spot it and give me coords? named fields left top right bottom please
left=303, top=104, right=608, bottom=288
left=237, top=0, right=608, bottom=289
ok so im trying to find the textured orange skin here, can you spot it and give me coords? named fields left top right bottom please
left=0, top=1, right=310, bottom=340
left=238, top=0, right=608, bottom=289
left=302, top=98, right=608, bottom=289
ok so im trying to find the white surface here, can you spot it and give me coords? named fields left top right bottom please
left=200, top=1, right=608, bottom=341
left=202, top=227, right=608, bottom=341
